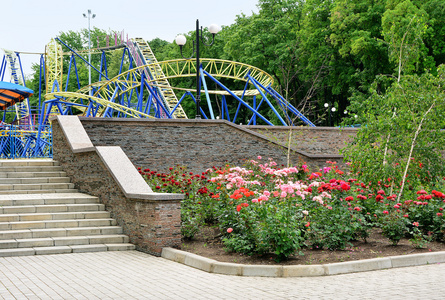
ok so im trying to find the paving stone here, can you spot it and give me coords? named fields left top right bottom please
left=2, top=251, right=443, bottom=299
left=0, top=239, right=18, bottom=249
left=31, top=228, right=67, bottom=238
left=105, top=243, right=136, bottom=251
left=34, top=246, right=72, bottom=255
left=0, top=230, right=33, bottom=239
left=17, top=238, right=54, bottom=248
left=184, top=252, right=216, bottom=273
left=212, top=262, right=243, bottom=276
left=70, top=244, right=107, bottom=253
left=282, top=264, right=326, bottom=277
left=53, top=236, right=89, bottom=246
left=324, top=257, right=392, bottom=275
left=0, top=248, right=34, bottom=257
left=65, top=227, right=101, bottom=236
left=242, top=265, right=283, bottom=277
left=391, top=252, right=445, bottom=268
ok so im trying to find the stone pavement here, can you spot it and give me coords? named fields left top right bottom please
left=0, top=251, right=444, bottom=299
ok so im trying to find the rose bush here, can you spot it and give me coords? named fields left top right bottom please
left=140, top=157, right=445, bottom=261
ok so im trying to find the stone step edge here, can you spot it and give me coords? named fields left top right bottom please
left=0, top=211, right=110, bottom=220
left=0, top=192, right=97, bottom=200
left=0, top=243, right=136, bottom=257
left=0, top=226, right=124, bottom=237
left=0, top=234, right=130, bottom=248
left=0, top=219, right=117, bottom=231
left=0, top=203, right=104, bottom=213
left=161, top=247, right=445, bottom=278
left=0, top=189, right=78, bottom=195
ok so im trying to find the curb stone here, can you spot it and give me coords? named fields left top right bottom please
left=161, top=247, right=445, bottom=277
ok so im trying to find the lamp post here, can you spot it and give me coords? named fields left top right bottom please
left=83, top=9, right=96, bottom=97
left=324, top=103, right=337, bottom=126
left=175, top=20, right=220, bottom=119
left=331, top=106, right=336, bottom=126
left=324, top=103, right=330, bottom=126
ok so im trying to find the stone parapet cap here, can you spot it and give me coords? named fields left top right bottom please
left=53, top=115, right=95, bottom=153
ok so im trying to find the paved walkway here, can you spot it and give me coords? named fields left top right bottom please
left=0, top=250, right=444, bottom=300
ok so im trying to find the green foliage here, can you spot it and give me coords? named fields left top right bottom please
left=379, top=211, right=409, bottom=245
left=221, top=189, right=307, bottom=261
left=22, top=0, right=445, bottom=125
left=381, top=0, right=430, bottom=75
left=141, top=157, right=445, bottom=261
left=307, top=197, right=369, bottom=250
left=342, top=67, right=445, bottom=196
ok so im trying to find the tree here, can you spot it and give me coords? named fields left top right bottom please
left=342, top=68, right=445, bottom=198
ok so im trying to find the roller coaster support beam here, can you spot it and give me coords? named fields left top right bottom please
left=16, top=52, right=26, bottom=86
left=246, top=73, right=287, bottom=126
left=267, top=85, right=316, bottom=127
left=56, top=38, right=109, bottom=81
left=38, top=55, right=44, bottom=112
left=247, top=74, right=316, bottom=127
left=201, top=69, right=273, bottom=126
left=0, top=56, right=6, bottom=81
left=200, top=69, right=215, bottom=119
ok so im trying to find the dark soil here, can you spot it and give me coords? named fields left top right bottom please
left=181, top=226, right=445, bottom=265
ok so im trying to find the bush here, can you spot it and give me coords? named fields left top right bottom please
left=139, top=157, right=445, bottom=261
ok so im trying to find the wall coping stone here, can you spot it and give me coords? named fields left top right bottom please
left=54, top=115, right=184, bottom=202
left=245, top=125, right=359, bottom=132
left=55, top=116, right=95, bottom=153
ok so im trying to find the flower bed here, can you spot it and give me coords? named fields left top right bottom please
left=139, top=157, right=445, bottom=262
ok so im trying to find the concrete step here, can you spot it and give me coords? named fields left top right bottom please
left=0, top=160, right=59, bottom=167
left=0, top=159, right=135, bottom=257
left=0, top=171, right=67, bottom=178
left=0, top=218, right=117, bottom=230
left=0, top=166, right=64, bottom=172
left=0, top=182, right=75, bottom=191
left=0, top=189, right=78, bottom=195
left=0, top=243, right=135, bottom=257
left=0, top=211, right=111, bottom=222
left=0, top=203, right=105, bottom=214
left=0, top=177, right=71, bottom=184
left=0, top=193, right=99, bottom=206
left=0, top=234, right=130, bottom=249
left=0, top=226, right=124, bottom=240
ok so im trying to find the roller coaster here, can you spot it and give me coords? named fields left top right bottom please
left=0, top=31, right=314, bottom=159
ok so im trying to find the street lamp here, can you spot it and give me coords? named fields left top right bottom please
left=175, top=20, right=221, bottom=119
left=324, top=103, right=337, bottom=126
left=324, top=103, right=330, bottom=126
left=83, top=9, right=96, bottom=96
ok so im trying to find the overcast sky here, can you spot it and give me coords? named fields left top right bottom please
left=1, top=0, right=259, bottom=81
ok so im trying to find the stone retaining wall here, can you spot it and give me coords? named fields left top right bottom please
left=245, top=125, right=357, bottom=155
left=78, top=118, right=344, bottom=173
left=52, top=117, right=182, bottom=256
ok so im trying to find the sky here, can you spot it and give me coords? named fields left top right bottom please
left=1, top=0, right=259, bottom=81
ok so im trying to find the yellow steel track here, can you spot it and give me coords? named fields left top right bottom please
left=45, top=58, right=274, bottom=118
left=45, top=39, right=63, bottom=95
left=44, top=92, right=155, bottom=118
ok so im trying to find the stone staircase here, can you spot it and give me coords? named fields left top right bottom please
left=0, top=159, right=135, bottom=257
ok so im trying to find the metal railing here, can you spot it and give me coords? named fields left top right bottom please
left=0, top=125, right=52, bottom=159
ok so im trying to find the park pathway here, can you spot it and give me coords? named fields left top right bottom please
left=0, top=250, right=443, bottom=299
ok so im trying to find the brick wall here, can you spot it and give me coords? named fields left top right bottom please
left=52, top=121, right=181, bottom=255
left=246, top=125, right=357, bottom=155
left=78, top=118, right=345, bottom=174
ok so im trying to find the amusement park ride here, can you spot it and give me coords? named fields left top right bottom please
left=0, top=30, right=314, bottom=159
